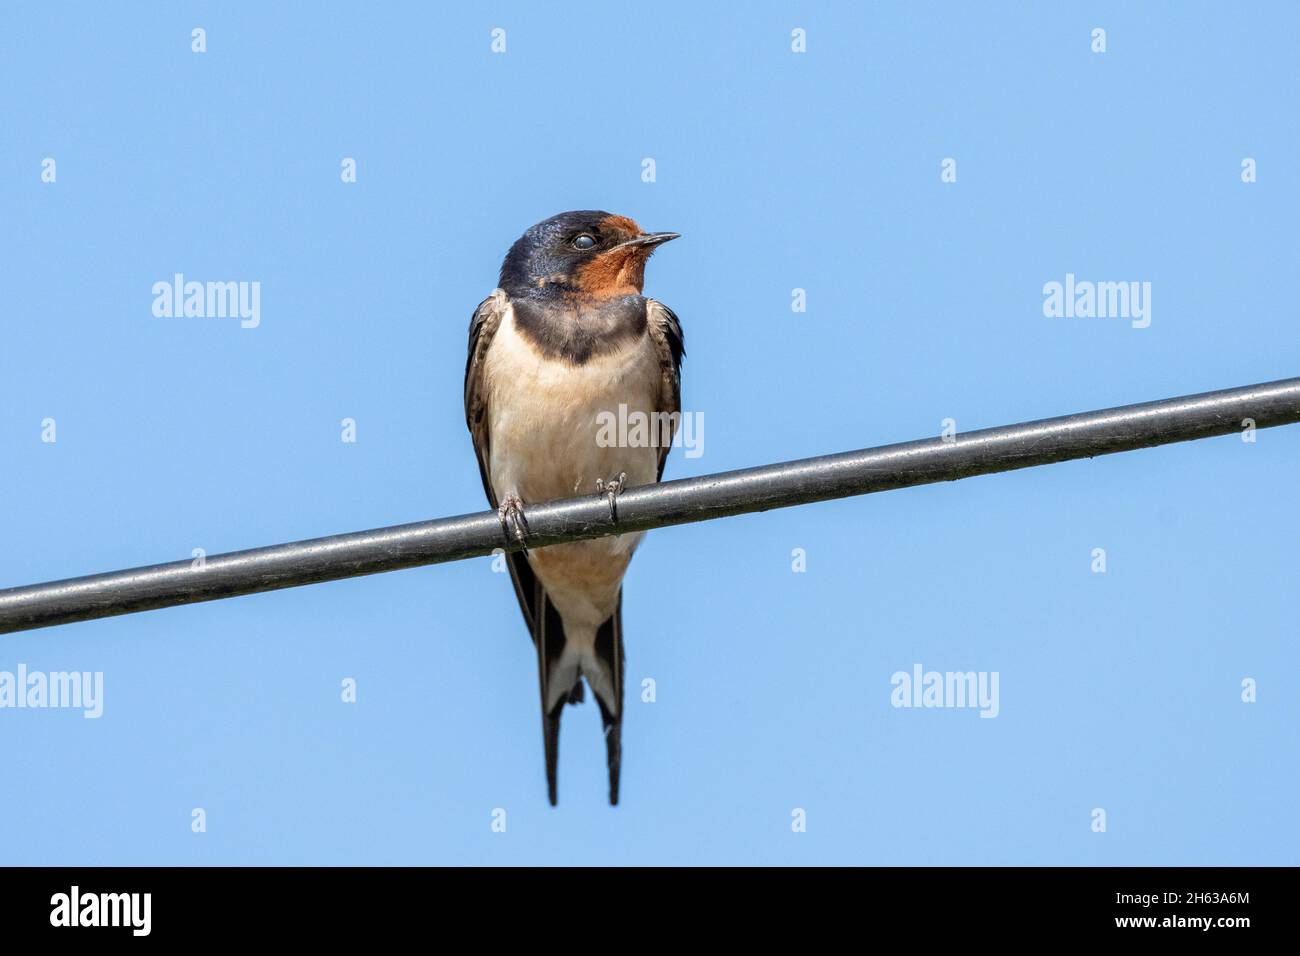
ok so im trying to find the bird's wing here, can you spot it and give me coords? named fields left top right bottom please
left=464, top=290, right=542, bottom=636
left=646, top=299, right=686, bottom=481
left=463, top=289, right=507, bottom=500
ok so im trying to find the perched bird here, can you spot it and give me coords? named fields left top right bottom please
left=464, top=211, right=683, bottom=805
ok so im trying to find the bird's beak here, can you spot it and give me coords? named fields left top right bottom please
left=622, top=231, right=680, bottom=249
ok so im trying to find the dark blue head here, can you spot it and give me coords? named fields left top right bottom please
left=498, top=210, right=679, bottom=300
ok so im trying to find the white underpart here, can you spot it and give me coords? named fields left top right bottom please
left=483, top=305, right=661, bottom=706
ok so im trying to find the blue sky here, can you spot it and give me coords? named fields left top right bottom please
left=1, top=2, right=1296, bottom=865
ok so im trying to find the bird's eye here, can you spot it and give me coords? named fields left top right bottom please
left=572, top=234, right=596, bottom=250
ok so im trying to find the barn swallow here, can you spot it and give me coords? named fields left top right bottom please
left=464, top=211, right=683, bottom=805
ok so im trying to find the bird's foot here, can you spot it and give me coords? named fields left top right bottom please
left=594, top=472, right=628, bottom=522
left=498, top=494, right=530, bottom=552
